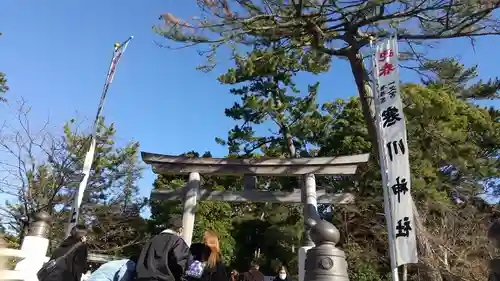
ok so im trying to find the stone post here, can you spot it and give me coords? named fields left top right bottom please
left=299, top=174, right=319, bottom=281
left=182, top=172, right=200, bottom=246
left=305, top=219, right=349, bottom=281
left=15, top=211, right=51, bottom=281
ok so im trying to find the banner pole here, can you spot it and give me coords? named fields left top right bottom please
left=370, top=38, right=399, bottom=281
left=65, top=36, right=133, bottom=237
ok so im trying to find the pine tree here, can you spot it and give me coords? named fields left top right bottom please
left=0, top=103, right=146, bottom=255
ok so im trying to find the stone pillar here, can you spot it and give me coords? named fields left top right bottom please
left=182, top=172, right=200, bottom=246
left=305, top=219, right=349, bottom=281
left=299, top=174, right=319, bottom=281
left=488, top=219, right=500, bottom=281
left=15, top=211, right=51, bottom=281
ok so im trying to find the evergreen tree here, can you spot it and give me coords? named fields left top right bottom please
left=0, top=103, right=146, bottom=256
left=155, top=0, right=500, bottom=156
left=421, top=58, right=500, bottom=100
left=214, top=47, right=330, bottom=274
left=311, top=82, right=499, bottom=281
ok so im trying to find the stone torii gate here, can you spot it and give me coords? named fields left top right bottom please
left=141, top=151, right=369, bottom=281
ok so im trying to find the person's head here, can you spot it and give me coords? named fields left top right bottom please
left=166, top=217, right=183, bottom=235
left=277, top=266, right=287, bottom=280
left=189, top=242, right=210, bottom=261
left=203, top=230, right=220, bottom=268
left=250, top=261, right=260, bottom=271
left=70, top=224, right=88, bottom=242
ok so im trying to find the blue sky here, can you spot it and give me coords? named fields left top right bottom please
left=0, top=1, right=499, bottom=216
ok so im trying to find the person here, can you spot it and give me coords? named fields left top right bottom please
left=82, top=263, right=97, bottom=281
left=187, top=230, right=229, bottom=281
left=242, top=261, right=264, bottom=281
left=87, top=255, right=138, bottom=281
left=136, top=217, right=191, bottom=281
left=273, top=267, right=288, bottom=281
left=43, top=224, right=89, bottom=281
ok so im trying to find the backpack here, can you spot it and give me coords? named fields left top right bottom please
left=185, top=260, right=206, bottom=279
left=37, top=242, right=82, bottom=281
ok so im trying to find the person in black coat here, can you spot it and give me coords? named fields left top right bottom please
left=188, top=230, right=229, bottom=281
left=241, top=262, right=264, bottom=281
left=136, top=217, right=191, bottom=281
left=44, top=224, right=89, bottom=281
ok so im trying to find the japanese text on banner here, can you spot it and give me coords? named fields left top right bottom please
left=373, top=37, right=418, bottom=266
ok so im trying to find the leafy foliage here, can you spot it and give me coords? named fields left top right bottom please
left=149, top=151, right=236, bottom=263
left=149, top=151, right=304, bottom=274
left=0, top=102, right=146, bottom=256
left=0, top=72, right=7, bottom=102
left=310, top=83, right=500, bottom=280
left=216, top=47, right=326, bottom=157
left=154, top=0, right=500, bottom=162
left=155, top=0, right=500, bottom=57
left=421, top=58, right=500, bottom=100
left=149, top=47, right=499, bottom=281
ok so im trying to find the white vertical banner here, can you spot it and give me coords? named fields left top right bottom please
left=373, top=37, right=418, bottom=267
left=66, top=36, right=133, bottom=237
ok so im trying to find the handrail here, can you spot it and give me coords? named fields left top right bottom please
left=0, top=248, right=26, bottom=281
left=1, top=248, right=112, bottom=263
left=0, top=269, right=26, bottom=280
left=0, top=248, right=28, bottom=259
left=0, top=247, right=47, bottom=281
left=0, top=246, right=122, bottom=281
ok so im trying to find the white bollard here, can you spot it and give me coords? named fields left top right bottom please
left=15, top=212, right=51, bottom=281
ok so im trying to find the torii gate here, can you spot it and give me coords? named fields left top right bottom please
left=141, top=152, right=369, bottom=280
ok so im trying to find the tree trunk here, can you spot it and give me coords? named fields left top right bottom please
left=413, top=199, right=443, bottom=281
left=346, top=51, right=379, bottom=155
left=401, top=264, right=407, bottom=281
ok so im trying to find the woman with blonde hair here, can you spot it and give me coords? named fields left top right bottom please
left=187, top=230, right=229, bottom=281
left=203, top=230, right=221, bottom=268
